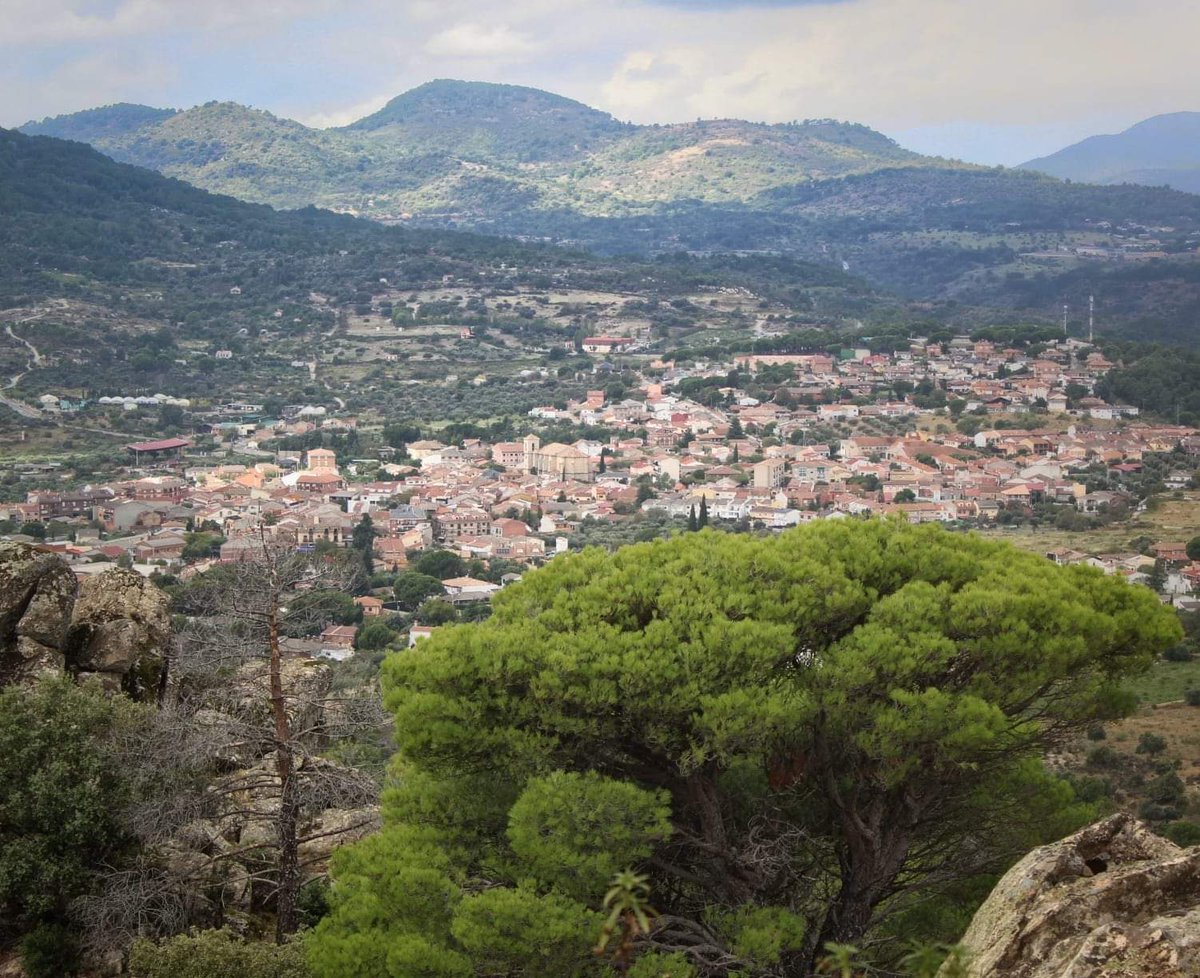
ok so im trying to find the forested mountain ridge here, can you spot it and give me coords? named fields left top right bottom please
left=20, top=80, right=1200, bottom=345
left=0, top=126, right=890, bottom=407
left=1021, top=112, right=1200, bottom=195
left=18, top=79, right=934, bottom=218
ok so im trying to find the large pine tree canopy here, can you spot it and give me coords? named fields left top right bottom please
left=308, top=519, right=1180, bottom=978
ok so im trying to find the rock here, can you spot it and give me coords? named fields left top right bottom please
left=0, top=542, right=77, bottom=684
left=66, top=568, right=171, bottom=699
left=0, top=543, right=170, bottom=698
left=952, top=813, right=1200, bottom=978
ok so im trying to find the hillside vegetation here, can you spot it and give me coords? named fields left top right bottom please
left=22, top=80, right=1200, bottom=344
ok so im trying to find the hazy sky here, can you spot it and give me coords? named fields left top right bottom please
left=3, top=0, right=1198, bottom=164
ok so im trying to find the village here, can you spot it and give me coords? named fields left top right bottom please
left=4, top=332, right=1199, bottom=654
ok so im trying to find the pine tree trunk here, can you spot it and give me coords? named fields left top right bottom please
left=268, top=605, right=300, bottom=942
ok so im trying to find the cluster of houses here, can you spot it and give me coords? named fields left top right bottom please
left=5, top=338, right=1199, bottom=635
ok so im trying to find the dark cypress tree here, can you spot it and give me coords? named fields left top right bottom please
left=698, top=496, right=709, bottom=528
left=687, top=504, right=698, bottom=532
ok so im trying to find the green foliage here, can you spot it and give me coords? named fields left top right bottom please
left=20, top=922, right=81, bottom=978
left=0, top=677, right=140, bottom=938
left=393, top=572, right=444, bottom=611
left=1163, top=820, right=1200, bottom=847
left=412, top=550, right=467, bottom=580
left=309, top=520, right=1178, bottom=977
left=415, top=598, right=457, bottom=626
left=1135, top=732, right=1168, bottom=756
left=451, top=887, right=599, bottom=978
left=356, top=621, right=399, bottom=651
left=129, top=929, right=311, bottom=978
left=507, top=772, right=671, bottom=902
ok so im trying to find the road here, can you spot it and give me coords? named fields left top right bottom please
left=2, top=313, right=48, bottom=418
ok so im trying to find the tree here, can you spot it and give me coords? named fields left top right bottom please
left=182, top=531, right=225, bottom=562
left=1187, top=536, right=1200, bottom=562
left=351, top=515, right=377, bottom=577
left=1147, top=558, right=1168, bottom=593
left=894, top=488, right=916, bottom=503
left=413, top=550, right=466, bottom=581
left=355, top=621, right=398, bottom=651
left=393, top=572, right=444, bottom=611
left=310, top=521, right=1178, bottom=977
left=136, top=537, right=376, bottom=944
left=415, top=598, right=457, bottom=626
left=698, top=496, right=709, bottom=529
left=0, top=679, right=140, bottom=945
left=687, top=504, right=698, bottom=532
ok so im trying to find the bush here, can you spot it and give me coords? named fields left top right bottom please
left=1163, top=821, right=1200, bottom=847
left=1085, top=725, right=1107, bottom=741
left=1067, top=775, right=1113, bottom=804
left=1163, top=644, right=1194, bottom=662
left=1186, top=689, right=1200, bottom=707
left=1086, top=745, right=1121, bottom=769
left=128, top=929, right=311, bottom=978
left=1135, top=733, right=1168, bottom=756
left=1138, top=801, right=1182, bottom=823
left=20, top=923, right=81, bottom=978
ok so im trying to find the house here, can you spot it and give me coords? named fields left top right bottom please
left=1153, top=542, right=1190, bottom=564
left=581, top=336, right=633, bottom=355
left=441, top=577, right=501, bottom=599
left=752, top=457, right=787, bottom=490
left=408, top=625, right=436, bottom=647
left=354, top=595, right=385, bottom=618
left=319, top=625, right=357, bottom=651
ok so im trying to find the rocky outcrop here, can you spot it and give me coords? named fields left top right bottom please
left=0, top=542, right=170, bottom=698
left=65, top=567, right=171, bottom=697
left=0, top=542, right=78, bottom=683
left=953, top=813, right=1200, bottom=978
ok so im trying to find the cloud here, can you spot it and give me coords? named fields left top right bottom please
left=424, top=22, right=539, bottom=60
left=3, top=0, right=1199, bottom=164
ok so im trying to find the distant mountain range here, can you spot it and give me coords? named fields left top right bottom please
left=1021, top=112, right=1200, bottom=194
left=13, top=82, right=1200, bottom=346
left=19, top=80, right=932, bottom=220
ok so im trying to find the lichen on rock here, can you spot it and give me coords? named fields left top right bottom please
left=952, top=813, right=1200, bottom=978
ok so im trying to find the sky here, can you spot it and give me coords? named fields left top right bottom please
left=2, top=0, right=1198, bottom=165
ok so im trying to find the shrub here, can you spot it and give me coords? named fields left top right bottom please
left=1086, top=745, right=1121, bottom=769
left=1163, top=644, right=1194, bottom=662
left=128, top=929, right=311, bottom=978
left=1164, top=821, right=1200, bottom=847
left=1135, top=733, right=1168, bottom=756
left=1138, top=801, right=1182, bottom=823
left=1085, top=725, right=1106, bottom=741
left=20, top=923, right=81, bottom=978
left=1186, top=689, right=1200, bottom=707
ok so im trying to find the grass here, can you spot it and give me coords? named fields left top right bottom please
left=1123, top=658, right=1200, bottom=706
left=981, top=491, right=1200, bottom=558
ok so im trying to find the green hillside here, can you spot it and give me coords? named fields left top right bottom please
left=19, top=80, right=934, bottom=217
left=18, top=81, right=1200, bottom=344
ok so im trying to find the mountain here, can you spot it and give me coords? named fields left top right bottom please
left=19, top=80, right=930, bottom=218
left=0, top=127, right=888, bottom=408
left=342, top=79, right=628, bottom=161
left=1020, top=112, right=1200, bottom=194
left=15, top=83, right=1200, bottom=346
left=21, top=102, right=178, bottom=142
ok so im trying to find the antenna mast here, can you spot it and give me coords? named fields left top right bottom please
left=1062, top=304, right=1069, bottom=336
left=1088, top=294, right=1094, bottom=343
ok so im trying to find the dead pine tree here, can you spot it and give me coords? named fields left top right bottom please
left=136, top=532, right=383, bottom=944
